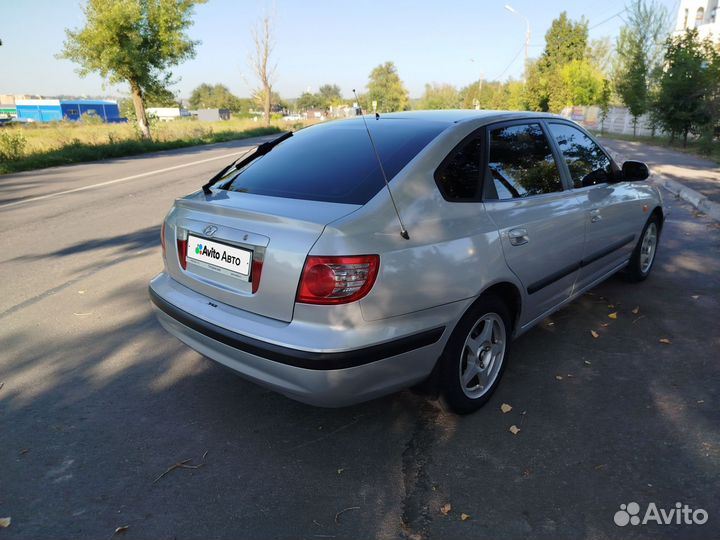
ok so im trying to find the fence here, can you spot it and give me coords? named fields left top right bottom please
left=560, top=106, right=662, bottom=136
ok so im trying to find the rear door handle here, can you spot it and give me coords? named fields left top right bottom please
left=508, top=228, right=529, bottom=246
left=590, top=208, right=602, bottom=223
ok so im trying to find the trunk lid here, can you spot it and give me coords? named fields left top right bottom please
left=165, top=191, right=360, bottom=322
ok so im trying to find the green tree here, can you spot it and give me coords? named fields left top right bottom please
left=526, top=12, right=589, bottom=112
left=318, top=84, right=343, bottom=107
left=613, top=0, right=671, bottom=136
left=652, top=29, right=720, bottom=146
left=366, top=62, right=409, bottom=112
left=419, top=83, right=460, bottom=110
left=551, top=59, right=604, bottom=111
left=615, top=27, right=649, bottom=135
left=60, top=0, right=205, bottom=140
left=295, top=92, right=325, bottom=111
left=189, top=83, right=242, bottom=111
left=598, top=79, right=612, bottom=135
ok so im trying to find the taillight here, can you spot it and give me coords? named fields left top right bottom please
left=251, top=257, right=263, bottom=294
left=297, top=255, right=379, bottom=305
left=176, top=227, right=188, bottom=270
left=160, top=221, right=166, bottom=258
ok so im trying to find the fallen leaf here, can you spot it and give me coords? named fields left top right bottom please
left=337, top=468, right=344, bottom=475
left=632, top=306, right=640, bottom=314
left=440, top=503, right=452, bottom=516
left=607, top=304, right=615, bottom=308
left=78, top=290, right=85, bottom=295
left=566, top=374, right=574, bottom=378
left=461, top=513, right=471, bottom=521
left=659, top=338, right=672, bottom=344
left=691, top=295, right=700, bottom=300
left=19, top=448, right=29, bottom=455
left=594, top=463, right=607, bottom=470
left=590, top=330, right=599, bottom=339
left=114, top=526, right=128, bottom=535
left=0, top=518, right=10, bottom=528
left=697, top=400, right=704, bottom=404
left=509, top=425, right=521, bottom=435
left=608, top=312, right=618, bottom=319
left=600, top=323, right=609, bottom=327
left=584, top=360, right=591, bottom=366
left=555, top=375, right=563, bottom=381
left=500, top=403, right=513, bottom=413
left=546, top=321, right=555, bottom=326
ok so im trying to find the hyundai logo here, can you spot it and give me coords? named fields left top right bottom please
left=203, top=225, right=218, bottom=237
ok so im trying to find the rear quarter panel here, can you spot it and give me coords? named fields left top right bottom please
left=312, top=121, right=524, bottom=323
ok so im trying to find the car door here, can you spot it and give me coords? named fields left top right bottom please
left=482, top=121, right=587, bottom=325
left=546, top=121, right=644, bottom=290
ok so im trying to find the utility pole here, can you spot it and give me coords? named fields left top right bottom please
left=504, top=5, right=531, bottom=67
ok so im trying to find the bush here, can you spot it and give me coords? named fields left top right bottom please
left=80, top=112, right=105, bottom=125
left=0, top=130, right=28, bottom=161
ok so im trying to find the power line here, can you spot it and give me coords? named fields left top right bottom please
left=495, top=42, right=526, bottom=80
left=589, top=8, right=628, bottom=30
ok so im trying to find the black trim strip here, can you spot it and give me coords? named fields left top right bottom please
left=580, top=234, right=635, bottom=267
left=527, top=234, right=635, bottom=295
left=149, top=287, right=445, bottom=370
left=527, top=262, right=581, bottom=295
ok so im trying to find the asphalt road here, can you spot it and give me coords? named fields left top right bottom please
left=600, top=137, right=720, bottom=204
left=1, top=140, right=719, bottom=540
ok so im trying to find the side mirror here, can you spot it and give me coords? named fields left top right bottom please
left=622, top=160, right=650, bottom=181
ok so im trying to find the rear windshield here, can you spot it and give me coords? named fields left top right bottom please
left=222, top=119, right=446, bottom=204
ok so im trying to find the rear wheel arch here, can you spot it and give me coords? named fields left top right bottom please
left=475, top=281, right=522, bottom=334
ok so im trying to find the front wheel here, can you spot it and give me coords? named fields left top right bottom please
left=626, top=215, right=660, bottom=282
left=439, top=295, right=511, bottom=414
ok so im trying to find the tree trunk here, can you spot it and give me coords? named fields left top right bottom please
left=632, top=116, right=637, bottom=137
left=263, top=85, right=271, bottom=128
left=130, top=81, right=152, bottom=141
left=683, top=128, right=688, bottom=147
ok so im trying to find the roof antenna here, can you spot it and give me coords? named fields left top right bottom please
left=353, top=89, right=410, bottom=240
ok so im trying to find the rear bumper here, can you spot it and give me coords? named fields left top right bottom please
left=149, top=275, right=449, bottom=406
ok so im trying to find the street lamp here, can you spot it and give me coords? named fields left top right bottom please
left=504, top=4, right=531, bottom=66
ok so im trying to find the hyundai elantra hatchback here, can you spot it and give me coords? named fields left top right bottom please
left=149, top=110, right=662, bottom=413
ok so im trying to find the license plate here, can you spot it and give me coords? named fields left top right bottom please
left=186, top=234, right=252, bottom=281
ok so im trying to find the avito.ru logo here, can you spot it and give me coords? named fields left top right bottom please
left=614, top=502, right=708, bottom=526
left=195, top=244, right=203, bottom=255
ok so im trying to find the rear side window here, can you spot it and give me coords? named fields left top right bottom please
left=486, top=123, right=563, bottom=200
left=549, top=123, right=613, bottom=188
left=435, top=135, right=483, bottom=200
left=223, top=120, right=445, bottom=204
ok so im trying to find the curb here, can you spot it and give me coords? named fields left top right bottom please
left=601, top=143, right=720, bottom=222
left=651, top=174, right=720, bottom=222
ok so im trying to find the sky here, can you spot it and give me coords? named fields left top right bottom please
left=1, top=0, right=680, bottom=100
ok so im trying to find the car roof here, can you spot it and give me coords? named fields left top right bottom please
left=369, top=109, right=563, bottom=125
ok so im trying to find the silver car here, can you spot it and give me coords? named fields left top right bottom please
left=149, top=110, right=662, bottom=414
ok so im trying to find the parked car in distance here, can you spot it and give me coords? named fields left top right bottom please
left=149, top=110, right=662, bottom=414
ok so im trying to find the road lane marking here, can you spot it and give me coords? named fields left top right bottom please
left=0, top=149, right=248, bottom=209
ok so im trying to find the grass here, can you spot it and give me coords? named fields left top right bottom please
left=592, top=130, right=720, bottom=164
left=0, top=117, right=312, bottom=175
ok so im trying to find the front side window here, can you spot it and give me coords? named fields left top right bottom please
left=435, top=135, right=483, bottom=200
left=486, top=123, right=563, bottom=200
left=549, top=123, right=613, bottom=188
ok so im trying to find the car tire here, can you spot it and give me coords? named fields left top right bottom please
left=439, top=294, right=512, bottom=415
left=626, top=214, right=661, bottom=282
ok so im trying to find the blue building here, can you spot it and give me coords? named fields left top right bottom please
left=15, top=99, right=125, bottom=123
